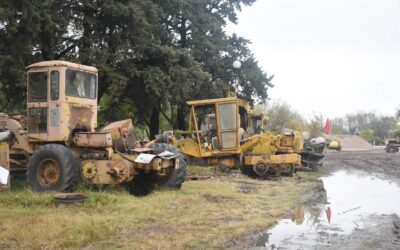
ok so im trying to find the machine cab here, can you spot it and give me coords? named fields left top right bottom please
left=246, top=113, right=269, bottom=136
left=184, top=97, right=250, bottom=157
left=26, top=61, right=98, bottom=142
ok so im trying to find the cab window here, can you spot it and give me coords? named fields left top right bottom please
left=28, top=72, right=48, bottom=102
left=65, top=69, right=97, bottom=99
left=50, top=71, right=59, bottom=100
left=27, top=107, right=47, bottom=133
left=218, top=103, right=238, bottom=149
left=251, top=117, right=262, bottom=133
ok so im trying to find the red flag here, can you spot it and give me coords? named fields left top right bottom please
left=324, top=118, right=331, bottom=135
left=325, top=206, right=331, bottom=224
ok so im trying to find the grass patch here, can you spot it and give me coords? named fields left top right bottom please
left=187, top=164, right=229, bottom=176
left=0, top=168, right=320, bottom=249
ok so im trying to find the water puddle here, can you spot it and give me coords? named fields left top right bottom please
left=259, top=170, right=400, bottom=249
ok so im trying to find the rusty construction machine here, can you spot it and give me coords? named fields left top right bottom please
left=242, top=110, right=328, bottom=171
left=0, top=61, right=186, bottom=195
left=157, top=97, right=304, bottom=177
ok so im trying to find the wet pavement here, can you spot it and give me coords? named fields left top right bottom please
left=257, top=169, right=400, bottom=249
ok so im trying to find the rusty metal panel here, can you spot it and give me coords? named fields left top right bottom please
left=49, top=108, right=60, bottom=127
left=69, top=105, right=93, bottom=131
left=99, top=119, right=137, bottom=152
left=0, top=142, right=10, bottom=189
left=73, top=132, right=112, bottom=148
left=209, top=157, right=236, bottom=168
left=80, top=160, right=134, bottom=184
left=0, top=113, right=8, bottom=128
left=133, top=157, right=176, bottom=171
left=244, top=153, right=301, bottom=166
left=27, top=107, right=48, bottom=133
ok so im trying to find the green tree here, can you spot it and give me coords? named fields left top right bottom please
left=266, top=100, right=305, bottom=132
left=360, top=129, right=374, bottom=143
left=331, top=117, right=346, bottom=135
left=392, top=124, right=400, bottom=137
left=332, top=111, right=397, bottom=141
left=156, top=0, right=272, bottom=130
left=0, top=0, right=273, bottom=139
left=0, top=0, right=73, bottom=111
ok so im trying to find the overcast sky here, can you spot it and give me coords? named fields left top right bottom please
left=226, top=0, right=400, bottom=119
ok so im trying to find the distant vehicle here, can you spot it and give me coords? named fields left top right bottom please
left=327, top=139, right=342, bottom=151
left=385, top=138, right=400, bottom=153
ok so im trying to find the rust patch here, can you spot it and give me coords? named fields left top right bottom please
left=69, top=105, right=92, bottom=130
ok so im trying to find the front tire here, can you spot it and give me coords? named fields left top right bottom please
left=130, top=143, right=186, bottom=196
left=27, top=144, right=79, bottom=192
left=151, top=143, right=187, bottom=188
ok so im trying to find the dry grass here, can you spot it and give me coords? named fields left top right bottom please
left=0, top=167, right=321, bottom=249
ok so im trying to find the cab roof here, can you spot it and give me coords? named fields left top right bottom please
left=27, top=60, right=98, bottom=73
left=187, top=97, right=250, bottom=109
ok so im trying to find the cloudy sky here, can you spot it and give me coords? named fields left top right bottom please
left=226, top=0, right=400, bottom=119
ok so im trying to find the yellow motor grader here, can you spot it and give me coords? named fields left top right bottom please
left=0, top=61, right=186, bottom=195
left=157, top=97, right=303, bottom=177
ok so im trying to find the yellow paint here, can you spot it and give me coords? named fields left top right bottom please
left=27, top=63, right=98, bottom=143
left=243, top=153, right=301, bottom=166
left=328, top=140, right=341, bottom=149
left=209, top=157, right=237, bottom=168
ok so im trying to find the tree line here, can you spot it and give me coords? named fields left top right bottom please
left=331, top=112, right=398, bottom=144
left=0, top=0, right=273, bottom=138
left=265, top=100, right=399, bottom=145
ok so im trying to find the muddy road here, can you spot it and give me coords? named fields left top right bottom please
left=252, top=149, right=400, bottom=250
left=324, top=149, right=400, bottom=182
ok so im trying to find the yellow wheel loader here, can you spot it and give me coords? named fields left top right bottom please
left=156, top=97, right=303, bottom=177
left=0, top=61, right=186, bottom=195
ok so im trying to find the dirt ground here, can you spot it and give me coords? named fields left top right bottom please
left=328, top=135, right=374, bottom=151
left=324, top=149, right=400, bottom=181
left=249, top=149, right=400, bottom=250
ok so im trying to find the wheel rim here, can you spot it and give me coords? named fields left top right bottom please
left=253, top=161, right=269, bottom=176
left=154, top=168, right=174, bottom=185
left=37, top=159, right=61, bottom=187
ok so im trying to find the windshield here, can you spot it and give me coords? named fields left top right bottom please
left=65, top=69, right=97, bottom=99
left=251, top=117, right=262, bottom=132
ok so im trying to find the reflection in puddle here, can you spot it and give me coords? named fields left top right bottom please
left=262, top=170, right=400, bottom=249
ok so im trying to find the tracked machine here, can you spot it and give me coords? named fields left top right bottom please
left=0, top=61, right=186, bottom=195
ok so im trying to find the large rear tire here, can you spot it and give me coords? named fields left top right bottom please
left=27, top=144, right=79, bottom=192
left=240, top=164, right=258, bottom=178
left=130, top=143, right=186, bottom=196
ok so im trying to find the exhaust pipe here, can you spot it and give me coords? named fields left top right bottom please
left=0, top=131, right=13, bottom=143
